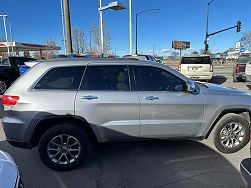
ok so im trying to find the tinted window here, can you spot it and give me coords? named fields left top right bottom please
left=134, top=66, right=185, bottom=92
left=181, top=57, right=211, bottom=64
left=35, top=66, right=85, bottom=90
left=81, top=65, right=130, bottom=91
left=0, top=59, right=10, bottom=66
left=238, top=56, right=251, bottom=64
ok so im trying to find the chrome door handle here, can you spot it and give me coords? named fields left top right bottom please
left=81, top=95, right=98, bottom=100
left=145, top=96, right=159, bottom=100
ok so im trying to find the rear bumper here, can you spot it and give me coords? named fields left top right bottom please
left=2, top=115, right=35, bottom=149
left=184, top=73, right=213, bottom=81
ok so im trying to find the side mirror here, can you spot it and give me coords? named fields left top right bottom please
left=186, top=80, right=196, bottom=93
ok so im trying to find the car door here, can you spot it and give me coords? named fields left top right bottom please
left=75, top=64, right=140, bottom=142
left=133, top=64, right=204, bottom=138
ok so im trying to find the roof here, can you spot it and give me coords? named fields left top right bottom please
left=37, top=58, right=161, bottom=68
left=182, top=54, right=210, bottom=57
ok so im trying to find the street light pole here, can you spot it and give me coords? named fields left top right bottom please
left=129, top=0, right=132, bottom=55
left=135, top=9, right=160, bottom=55
left=99, top=0, right=104, bottom=56
left=8, top=19, right=14, bottom=55
left=0, top=15, right=10, bottom=55
left=204, top=0, right=214, bottom=54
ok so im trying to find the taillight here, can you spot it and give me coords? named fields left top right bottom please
left=236, top=64, right=240, bottom=73
left=210, top=65, right=213, bottom=72
left=2, top=95, right=19, bottom=110
left=177, top=64, right=181, bottom=71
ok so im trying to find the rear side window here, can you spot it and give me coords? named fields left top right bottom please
left=181, top=57, right=211, bottom=64
left=133, top=66, right=186, bottom=92
left=34, top=66, right=85, bottom=90
left=81, top=65, right=130, bottom=91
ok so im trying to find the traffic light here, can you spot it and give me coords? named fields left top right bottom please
left=237, top=21, right=241, bottom=32
left=205, top=44, right=209, bottom=53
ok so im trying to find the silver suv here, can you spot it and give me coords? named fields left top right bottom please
left=2, top=58, right=251, bottom=170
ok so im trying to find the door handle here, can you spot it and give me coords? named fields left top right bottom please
left=145, top=96, right=159, bottom=100
left=81, top=95, right=98, bottom=100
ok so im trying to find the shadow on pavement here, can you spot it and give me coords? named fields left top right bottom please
left=212, top=76, right=228, bottom=85
left=0, top=139, right=245, bottom=188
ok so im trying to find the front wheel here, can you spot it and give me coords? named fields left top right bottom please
left=212, top=114, right=250, bottom=153
left=38, top=123, right=91, bottom=171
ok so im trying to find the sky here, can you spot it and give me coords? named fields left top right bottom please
left=0, top=0, right=251, bottom=56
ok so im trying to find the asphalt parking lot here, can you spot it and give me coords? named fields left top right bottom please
left=0, top=63, right=250, bottom=188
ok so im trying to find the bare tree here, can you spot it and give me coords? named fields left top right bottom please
left=72, top=27, right=86, bottom=54
left=32, top=39, right=59, bottom=59
left=242, top=32, right=251, bottom=51
left=91, top=22, right=111, bottom=54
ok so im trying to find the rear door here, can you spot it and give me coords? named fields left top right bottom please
left=133, top=65, right=204, bottom=138
left=75, top=64, right=140, bottom=141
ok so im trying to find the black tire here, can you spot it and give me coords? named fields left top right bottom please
left=233, top=76, right=238, bottom=83
left=211, top=113, right=250, bottom=153
left=38, top=123, right=91, bottom=171
left=0, top=79, right=10, bottom=94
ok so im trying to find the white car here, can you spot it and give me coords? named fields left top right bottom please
left=0, top=150, right=23, bottom=188
left=177, top=54, right=213, bottom=81
left=245, top=61, right=251, bottom=88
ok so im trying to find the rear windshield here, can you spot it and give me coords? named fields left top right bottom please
left=181, top=57, right=211, bottom=64
left=237, top=56, right=251, bottom=64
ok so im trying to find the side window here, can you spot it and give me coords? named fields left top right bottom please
left=133, top=66, right=186, bottom=92
left=81, top=65, right=130, bottom=91
left=34, top=66, right=85, bottom=90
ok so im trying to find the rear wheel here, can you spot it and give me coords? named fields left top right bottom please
left=233, top=76, right=239, bottom=83
left=39, top=123, right=91, bottom=171
left=211, top=113, right=250, bottom=153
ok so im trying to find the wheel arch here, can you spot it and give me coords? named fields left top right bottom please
left=29, top=115, right=101, bottom=148
left=205, top=108, right=251, bottom=139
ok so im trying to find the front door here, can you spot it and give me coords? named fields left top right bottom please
left=133, top=65, right=204, bottom=138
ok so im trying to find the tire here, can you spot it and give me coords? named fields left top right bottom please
left=0, top=79, right=9, bottom=94
left=211, top=113, right=250, bottom=153
left=233, top=76, right=238, bottom=83
left=38, top=123, right=91, bottom=171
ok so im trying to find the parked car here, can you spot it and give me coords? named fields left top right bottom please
left=177, top=54, right=213, bottom=81
left=233, top=54, right=251, bottom=82
left=245, top=61, right=251, bottom=89
left=19, top=61, right=41, bottom=75
left=123, top=54, right=162, bottom=63
left=0, top=56, right=36, bottom=94
left=2, top=58, right=251, bottom=170
left=0, top=150, right=23, bottom=188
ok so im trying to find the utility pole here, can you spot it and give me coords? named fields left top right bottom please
left=60, top=0, right=66, bottom=54
left=63, top=0, right=72, bottom=54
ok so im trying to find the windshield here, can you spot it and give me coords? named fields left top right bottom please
left=181, top=57, right=211, bottom=64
